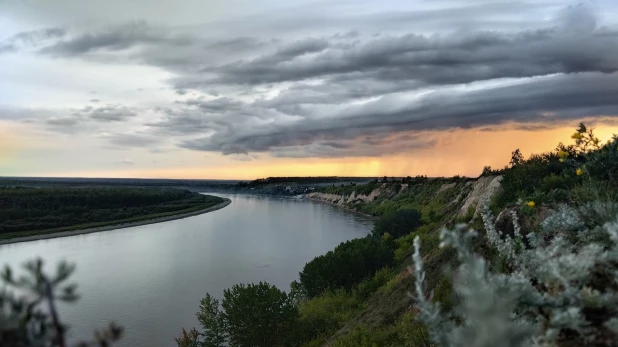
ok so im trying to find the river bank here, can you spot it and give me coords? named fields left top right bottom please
left=304, top=195, right=376, bottom=219
left=0, top=198, right=231, bottom=245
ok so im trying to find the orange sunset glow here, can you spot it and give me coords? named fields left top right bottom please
left=27, top=123, right=618, bottom=179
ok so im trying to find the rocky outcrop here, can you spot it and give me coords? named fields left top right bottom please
left=457, top=175, right=503, bottom=218
left=307, top=185, right=385, bottom=205
left=309, top=177, right=503, bottom=220
left=437, top=182, right=456, bottom=194
left=305, top=192, right=348, bottom=205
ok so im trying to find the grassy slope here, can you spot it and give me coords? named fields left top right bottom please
left=306, top=126, right=618, bottom=346
left=301, top=178, right=476, bottom=346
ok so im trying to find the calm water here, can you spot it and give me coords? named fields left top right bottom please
left=0, top=193, right=372, bottom=347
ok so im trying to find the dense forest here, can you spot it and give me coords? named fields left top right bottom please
left=0, top=187, right=224, bottom=239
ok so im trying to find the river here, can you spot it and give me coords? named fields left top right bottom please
left=0, top=193, right=373, bottom=347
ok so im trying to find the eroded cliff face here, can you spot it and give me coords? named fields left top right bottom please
left=456, top=175, right=503, bottom=218
left=306, top=184, right=385, bottom=206
left=307, top=176, right=503, bottom=218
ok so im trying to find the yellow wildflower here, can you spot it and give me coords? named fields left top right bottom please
left=571, top=132, right=583, bottom=140
left=526, top=201, right=535, bottom=208
left=557, top=151, right=569, bottom=162
left=576, top=168, right=583, bottom=176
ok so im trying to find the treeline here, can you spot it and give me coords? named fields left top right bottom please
left=236, top=176, right=372, bottom=188
left=0, top=187, right=224, bottom=236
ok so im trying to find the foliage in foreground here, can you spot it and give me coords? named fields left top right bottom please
left=175, top=282, right=297, bottom=347
left=0, top=259, right=122, bottom=347
left=412, top=199, right=618, bottom=346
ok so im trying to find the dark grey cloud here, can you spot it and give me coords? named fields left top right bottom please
left=179, top=97, right=245, bottom=113
left=210, top=26, right=617, bottom=87
left=46, top=116, right=80, bottom=126
left=176, top=72, right=618, bottom=157
left=0, top=27, right=66, bottom=53
left=6, top=1, right=618, bottom=160
left=208, top=37, right=271, bottom=52
left=148, top=100, right=285, bottom=136
left=271, top=38, right=330, bottom=60
left=40, top=21, right=194, bottom=56
left=39, top=104, right=137, bottom=134
left=75, top=105, right=136, bottom=122
left=98, top=132, right=161, bottom=147
left=269, top=134, right=437, bottom=158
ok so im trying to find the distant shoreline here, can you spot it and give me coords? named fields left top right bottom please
left=0, top=198, right=231, bottom=246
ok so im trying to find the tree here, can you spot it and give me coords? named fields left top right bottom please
left=0, top=259, right=123, bottom=347
left=299, top=237, right=394, bottom=297
left=509, top=149, right=524, bottom=167
left=178, top=283, right=298, bottom=347
left=196, top=294, right=227, bottom=347
left=222, top=283, right=298, bottom=347
left=289, top=280, right=307, bottom=306
left=482, top=166, right=493, bottom=176
left=373, top=208, right=423, bottom=238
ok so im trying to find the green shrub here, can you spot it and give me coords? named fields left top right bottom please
left=494, top=124, right=617, bottom=208
left=381, top=271, right=406, bottom=294
left=299, top=237, right=394, bottom=297
left=331, top=317, right=431, bottom=347
left=412, top=198, right=618, bottom=347
left=354, top=267, right=397, bottom=298
left=178, top=282, right=298, bottom=347
left=432, top=275, right=455, bottom=312
left=373, top=208, right=423, bottom=238
left=297, top=290, right=363, bottom=342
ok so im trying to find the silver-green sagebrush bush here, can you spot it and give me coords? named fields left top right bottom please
left=412, top=200, right=618, bottom=347
left=0, top=259, right=122, bottom=347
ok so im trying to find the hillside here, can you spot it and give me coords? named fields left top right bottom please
left=304, top=176, right=505, bottom=344
left=168, top=123, right=618, bottom=347
left=295, top=124, right=618, bottom=346
left=307, top=175, right=503, bottom=220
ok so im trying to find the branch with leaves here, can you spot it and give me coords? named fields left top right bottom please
left=0, top=259, right=122, bottom=347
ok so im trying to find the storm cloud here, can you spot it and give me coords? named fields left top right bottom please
left=4, top=1, right=618, bottom=159
left=175, top=72, right=618, bottom=156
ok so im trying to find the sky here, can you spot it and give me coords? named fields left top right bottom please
left=1, top=0, right=618, bottom=179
